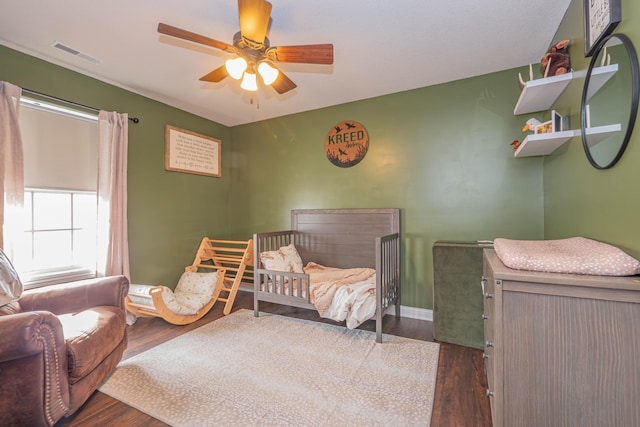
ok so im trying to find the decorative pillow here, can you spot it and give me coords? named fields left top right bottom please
left=494, top=237, right=640, bottom=276
left=279, top=244, right=304, bottom=273
left=160, top=286, right=200, bottom=315
left=174, top=271, right=219, bottom=295
left=260, top=243, right=304, bottom=273
left=0, top=249, right=23, bottom=307
left=168, top=272, right=220, bottom=315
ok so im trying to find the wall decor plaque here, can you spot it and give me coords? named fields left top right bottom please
left=324, top=120, right=369, bottom=168
left=165, top=125, right=221, bottom=177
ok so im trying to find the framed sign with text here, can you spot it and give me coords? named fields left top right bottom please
left=584, top=0, right=621, bottom=57
left=165, top=125, right=221, bottom=177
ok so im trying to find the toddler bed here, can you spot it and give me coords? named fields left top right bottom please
left=253, top=208, right=400, bottom=343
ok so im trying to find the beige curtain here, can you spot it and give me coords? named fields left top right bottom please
left=97, top=111, right=130, bottom=278
left=0, top=82, right=25, bottom=256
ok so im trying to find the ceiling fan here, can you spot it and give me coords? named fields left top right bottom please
left=158, top=0, right=333, bottom=94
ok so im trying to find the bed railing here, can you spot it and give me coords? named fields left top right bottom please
left=253, top=231, right=314, bottom=315
left=254, top=230, right=297, bottom=253
left=375, top=232, right=401, bottom=342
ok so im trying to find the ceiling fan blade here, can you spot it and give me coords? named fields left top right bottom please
left=238, top=0, right=272, bottom=44
left=265, top=44, right=334, bottom=64
left=158, top=23, right=235, bottom=53
left=270, top=69, right=297, bottom=94
left=199, top=65, right=229, bottom=83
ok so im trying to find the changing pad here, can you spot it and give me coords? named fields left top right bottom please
left=493, top=237, right=640, bottom=276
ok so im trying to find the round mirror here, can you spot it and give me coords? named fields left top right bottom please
left=581, top=33, right=640, bottom=169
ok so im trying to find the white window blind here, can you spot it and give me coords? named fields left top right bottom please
left=19, top=102, right=98, bottom=191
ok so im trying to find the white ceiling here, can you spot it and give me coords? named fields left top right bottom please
left=0, top=0, right=572, bottom=127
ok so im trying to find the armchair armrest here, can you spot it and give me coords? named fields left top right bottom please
left=0, top=311, right=66, bottom=363
left=19, top=276, right=129, bottom=315
left=0, top=311, right=70, bottom=425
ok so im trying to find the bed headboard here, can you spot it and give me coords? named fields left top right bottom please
left=291, top=208, right=400, bottom=269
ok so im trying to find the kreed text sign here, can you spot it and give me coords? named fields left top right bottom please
left=324, top=120, right=369, bottom=168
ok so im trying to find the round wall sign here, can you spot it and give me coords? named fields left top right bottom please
left=324, top=120, right=369, bottom=168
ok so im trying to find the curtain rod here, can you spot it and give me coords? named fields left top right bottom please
left=22, top=88, right=139, bottom=123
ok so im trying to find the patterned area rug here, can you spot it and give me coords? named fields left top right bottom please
left=99, top=309, right=439, bottom=426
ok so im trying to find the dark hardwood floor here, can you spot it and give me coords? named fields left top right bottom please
left=57, top=291, right=492, bottom=427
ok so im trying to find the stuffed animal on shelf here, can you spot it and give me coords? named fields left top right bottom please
left=510, top=140, right=521, bottom=151
left=541, top=40, right=571, bottom=77
left=522, top=117, right=553, bottom=134
left=522, top=118, right=542, bottom=133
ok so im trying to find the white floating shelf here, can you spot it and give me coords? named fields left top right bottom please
left=586, top=64, right=619, bottom=100
left=513, top=72, right=574, bottom=115
left=584, top=123, right=622, bottom=147
left=514, top=129, right=580, bottom=158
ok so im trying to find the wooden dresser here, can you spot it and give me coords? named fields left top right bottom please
left=482, top=249, right=640, bottom=427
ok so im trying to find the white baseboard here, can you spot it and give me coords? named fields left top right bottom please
left=385, top=304, right=433, bottom=322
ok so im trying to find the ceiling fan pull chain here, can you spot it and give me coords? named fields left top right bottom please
left=252, top=94, right=260, bottom=110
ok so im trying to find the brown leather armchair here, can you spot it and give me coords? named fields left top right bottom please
left=0, top=275, right=129, bottom=426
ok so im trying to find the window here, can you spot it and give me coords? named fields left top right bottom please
left=16, top=189, right=98, bottom=287
left=15, top=98, right=98, bottom=288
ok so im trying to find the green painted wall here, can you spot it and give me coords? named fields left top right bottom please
left=229, top=70, right=545, bottom=309
left=543, top=0, right=640, bottom=259
left=0, top=46, right=232, bottom=287
left=3, top=3, right=637, bottom=313
left=2, top=40, right=561, bottom=310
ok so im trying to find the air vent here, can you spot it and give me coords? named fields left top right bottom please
left=50, top=41, right=101, bottom=64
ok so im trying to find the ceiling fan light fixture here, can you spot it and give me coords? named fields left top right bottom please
left=225, top=57, right=248, bottom=80
left=157, top=0, right=334, bottom=96
left=240, top=71, right=258, bottom=91
left=257, top=61, right=279, bottom=85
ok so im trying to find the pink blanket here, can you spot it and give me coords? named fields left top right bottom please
left=493, top=237, right=640, bottom=276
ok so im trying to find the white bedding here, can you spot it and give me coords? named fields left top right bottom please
left=304, top=262, right=377, bottom=329
left=323, top=274, right=377, bottom=329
